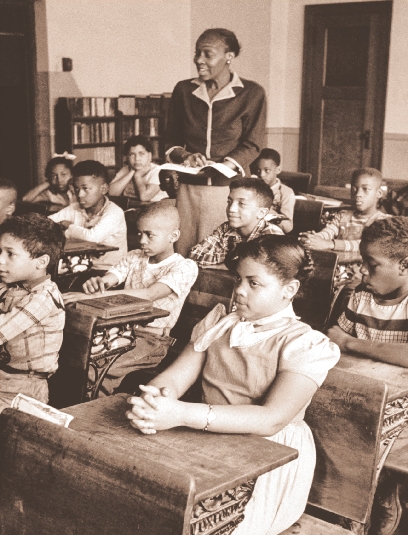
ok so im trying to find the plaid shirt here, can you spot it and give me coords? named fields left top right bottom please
left=0, top=276, right=65, bottom=373
left=109, top=251, right=198, bottom=330
left=189, top=218, right=283, bottom=267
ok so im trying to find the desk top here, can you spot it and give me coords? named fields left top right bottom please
left=336, top=354, right=408, bottom=401
left=64, top=238, right=119, bottom=255
left=336, top=251, right=362, bottom=264
left=94, top=306, right=169, bottom=327
left=65, top=394, right=298, bottom=502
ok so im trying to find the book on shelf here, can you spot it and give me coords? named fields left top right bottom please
left=118, top=95, right=136, bottom=115
left=75, top=293, right=153, bottom=319
left=74, top=147, right=116, bottom=167
left=95, top=97, right=105, bottom=117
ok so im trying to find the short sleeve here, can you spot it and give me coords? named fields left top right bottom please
left=278, top=330, right=340, bottom=387
left=191, top=304, right=227, bottom=344
left=337, top=290, right=360, bottom=334
left=157, top=258, right=198, bottom=299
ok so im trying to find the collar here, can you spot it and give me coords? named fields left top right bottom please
left=250, top=303, right=298, bottom=327
left=18, top=274, right=51, bottom=292
left=224, top=217, right=269, bottom=239
left=270, top=178, right=282, bottom=194
left=78, top=196, right=109, bottom=220
left=191, top=72, right=244, bottom=105
left=146, top=252, right=178, bottom=268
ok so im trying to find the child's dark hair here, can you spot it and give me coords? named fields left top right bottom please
left=0, top=213, right=65, bottom=268
left=72, top=160, right=109, bottom=184
left=197, top=28, right=241, bottom=56
left=361, top=216, right=408, bottom=261
left=45, top=157, right=74, bottom=181
left=230, top=177, right=274, bottom=208
left=351, top=167, right=382, bottom=186
left=225, top=235, right=314, bottom=289
left=136, top=201, right=180, bottom=229
left=123, top=135, right=152, bottom=156
left=257, top=148, right=281, bottom=167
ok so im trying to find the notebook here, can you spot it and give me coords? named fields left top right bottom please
left=76, top=293, right=153, bottom=319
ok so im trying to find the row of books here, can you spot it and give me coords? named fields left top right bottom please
left=118, top=95, right=165, bottom=116
left=67, top=97, right=117, bottom=118
left=122, top=117, right=160, bottom=140
left=74, top=147, right=116, bottom=168
left=73, top=121, right=116, bottom=145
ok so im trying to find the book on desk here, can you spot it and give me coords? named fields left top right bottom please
left=75, top=293, right=153, bottom=319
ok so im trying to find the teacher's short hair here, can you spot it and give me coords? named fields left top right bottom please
left=197, top=28, right=241, bottom=56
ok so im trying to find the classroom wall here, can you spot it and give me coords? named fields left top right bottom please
left=35, top=0, right=408, bottom=181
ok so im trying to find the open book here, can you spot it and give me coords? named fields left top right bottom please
left=159, top=162, right=237, bottom=188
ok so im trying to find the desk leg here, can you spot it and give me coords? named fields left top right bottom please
left=190, top=480, right=255, bottom=535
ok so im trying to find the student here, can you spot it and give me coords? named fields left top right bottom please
left=109, top=135, right=168, bottom=202
left=189, top=177, right=283, bottom=268
left=327, top=216, right=408, bottom=535
left=253, top=148, right=295, bottom=233
left=0, top=178, right=17, bottom=224
left=63, top=202, right=198, bottom=395
left=23, top=154, right=75, bottom=208
left=49, top=160, right=127, bottom=268
left=127, top=234, right=340, bottom=534
left=0, top=213, right=65, bottom=413
left=299, top=168, right=389, bottom=251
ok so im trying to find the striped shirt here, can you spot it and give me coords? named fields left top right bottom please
left=189, top=218, right=283, bottom=267
left=316, top=210, right=390, bottom=252
left=0, top=276, right=65, bottom=373
left=338, top=286, right=408, bottom=344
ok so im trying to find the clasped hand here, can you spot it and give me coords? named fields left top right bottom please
left=126, top=385, right=182, bottom=434
left=298, top=231, right=333, bottom=250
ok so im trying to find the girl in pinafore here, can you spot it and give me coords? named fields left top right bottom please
left=126, top=234, right=340, bottom=535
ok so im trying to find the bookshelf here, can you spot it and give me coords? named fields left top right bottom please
left=55, top=94, right=171, bottom=174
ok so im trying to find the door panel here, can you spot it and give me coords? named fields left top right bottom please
left=300, top=2, right=392, bottom=190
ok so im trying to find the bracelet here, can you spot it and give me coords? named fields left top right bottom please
left=203, top=404, right=216, bottom=431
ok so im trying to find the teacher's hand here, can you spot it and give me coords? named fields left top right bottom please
left=184, top=153, right=207, bottom=168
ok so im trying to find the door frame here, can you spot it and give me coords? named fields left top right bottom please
left=299, top=1, right=392, bottom=189
left=0, top=0, right=37, bottom=190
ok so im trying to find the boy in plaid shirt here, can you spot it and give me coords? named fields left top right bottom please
left=189, top=178, right=283, bottom=268
left=64, top=202, right=198, bottom=395
left=0, top=213, right=65, bottom=412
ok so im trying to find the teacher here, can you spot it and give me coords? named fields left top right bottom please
left=165, top=28, right=267, bottom=256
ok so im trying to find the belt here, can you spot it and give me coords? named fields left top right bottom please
left=159, top=168, right=236, bottom=188
left=0, top=363, right=50, bottom=379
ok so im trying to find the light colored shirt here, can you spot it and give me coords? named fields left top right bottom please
left=270, top=178, right=296, bottom=232
left=50, top=197, right=127, bottom=267
left=0, top=276, right=65, bottom=373
left=191, top=303, right=340, bottom=419
left=108, top=250, right=198, bottom=329
left=114, top=164, right=168, bottom=202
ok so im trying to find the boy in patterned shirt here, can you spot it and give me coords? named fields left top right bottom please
left=189, top=178, right=283, bottom=268
left=300, top=168, right=389, bottom=252
left=0, top=213, right=65, bottom=412
left=328, top=217, right=408, bottom=535
left=64, top=201, right=198, bottom=395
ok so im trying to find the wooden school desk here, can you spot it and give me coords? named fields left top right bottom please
left=49, top=305, right=170, bottom=407
left=0, top=394, right=298, bottom=535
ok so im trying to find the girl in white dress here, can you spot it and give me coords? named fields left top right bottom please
left=127, top=234, right=340, bottom=535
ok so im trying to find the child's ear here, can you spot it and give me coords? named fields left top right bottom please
left=276, top=165, right=282, bottom=176
left=376, top=186, right=383, bottom=200
left=36, top=254, right=50, bottom=270
left=400, top=256, right=408, bottom=273
left=6, top=202, right=15, bottom=218
left=101, top=182, right=109, bottom=195
left=257, top=207, right=269, bottom=220
left=170, top=229, right=180, bottom=243
left=284, top=279, right=300, bottom=300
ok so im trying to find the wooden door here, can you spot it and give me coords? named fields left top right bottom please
left=299, top=2, right=392, bottom=190
left=0, top=0, right=36, bottom=194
